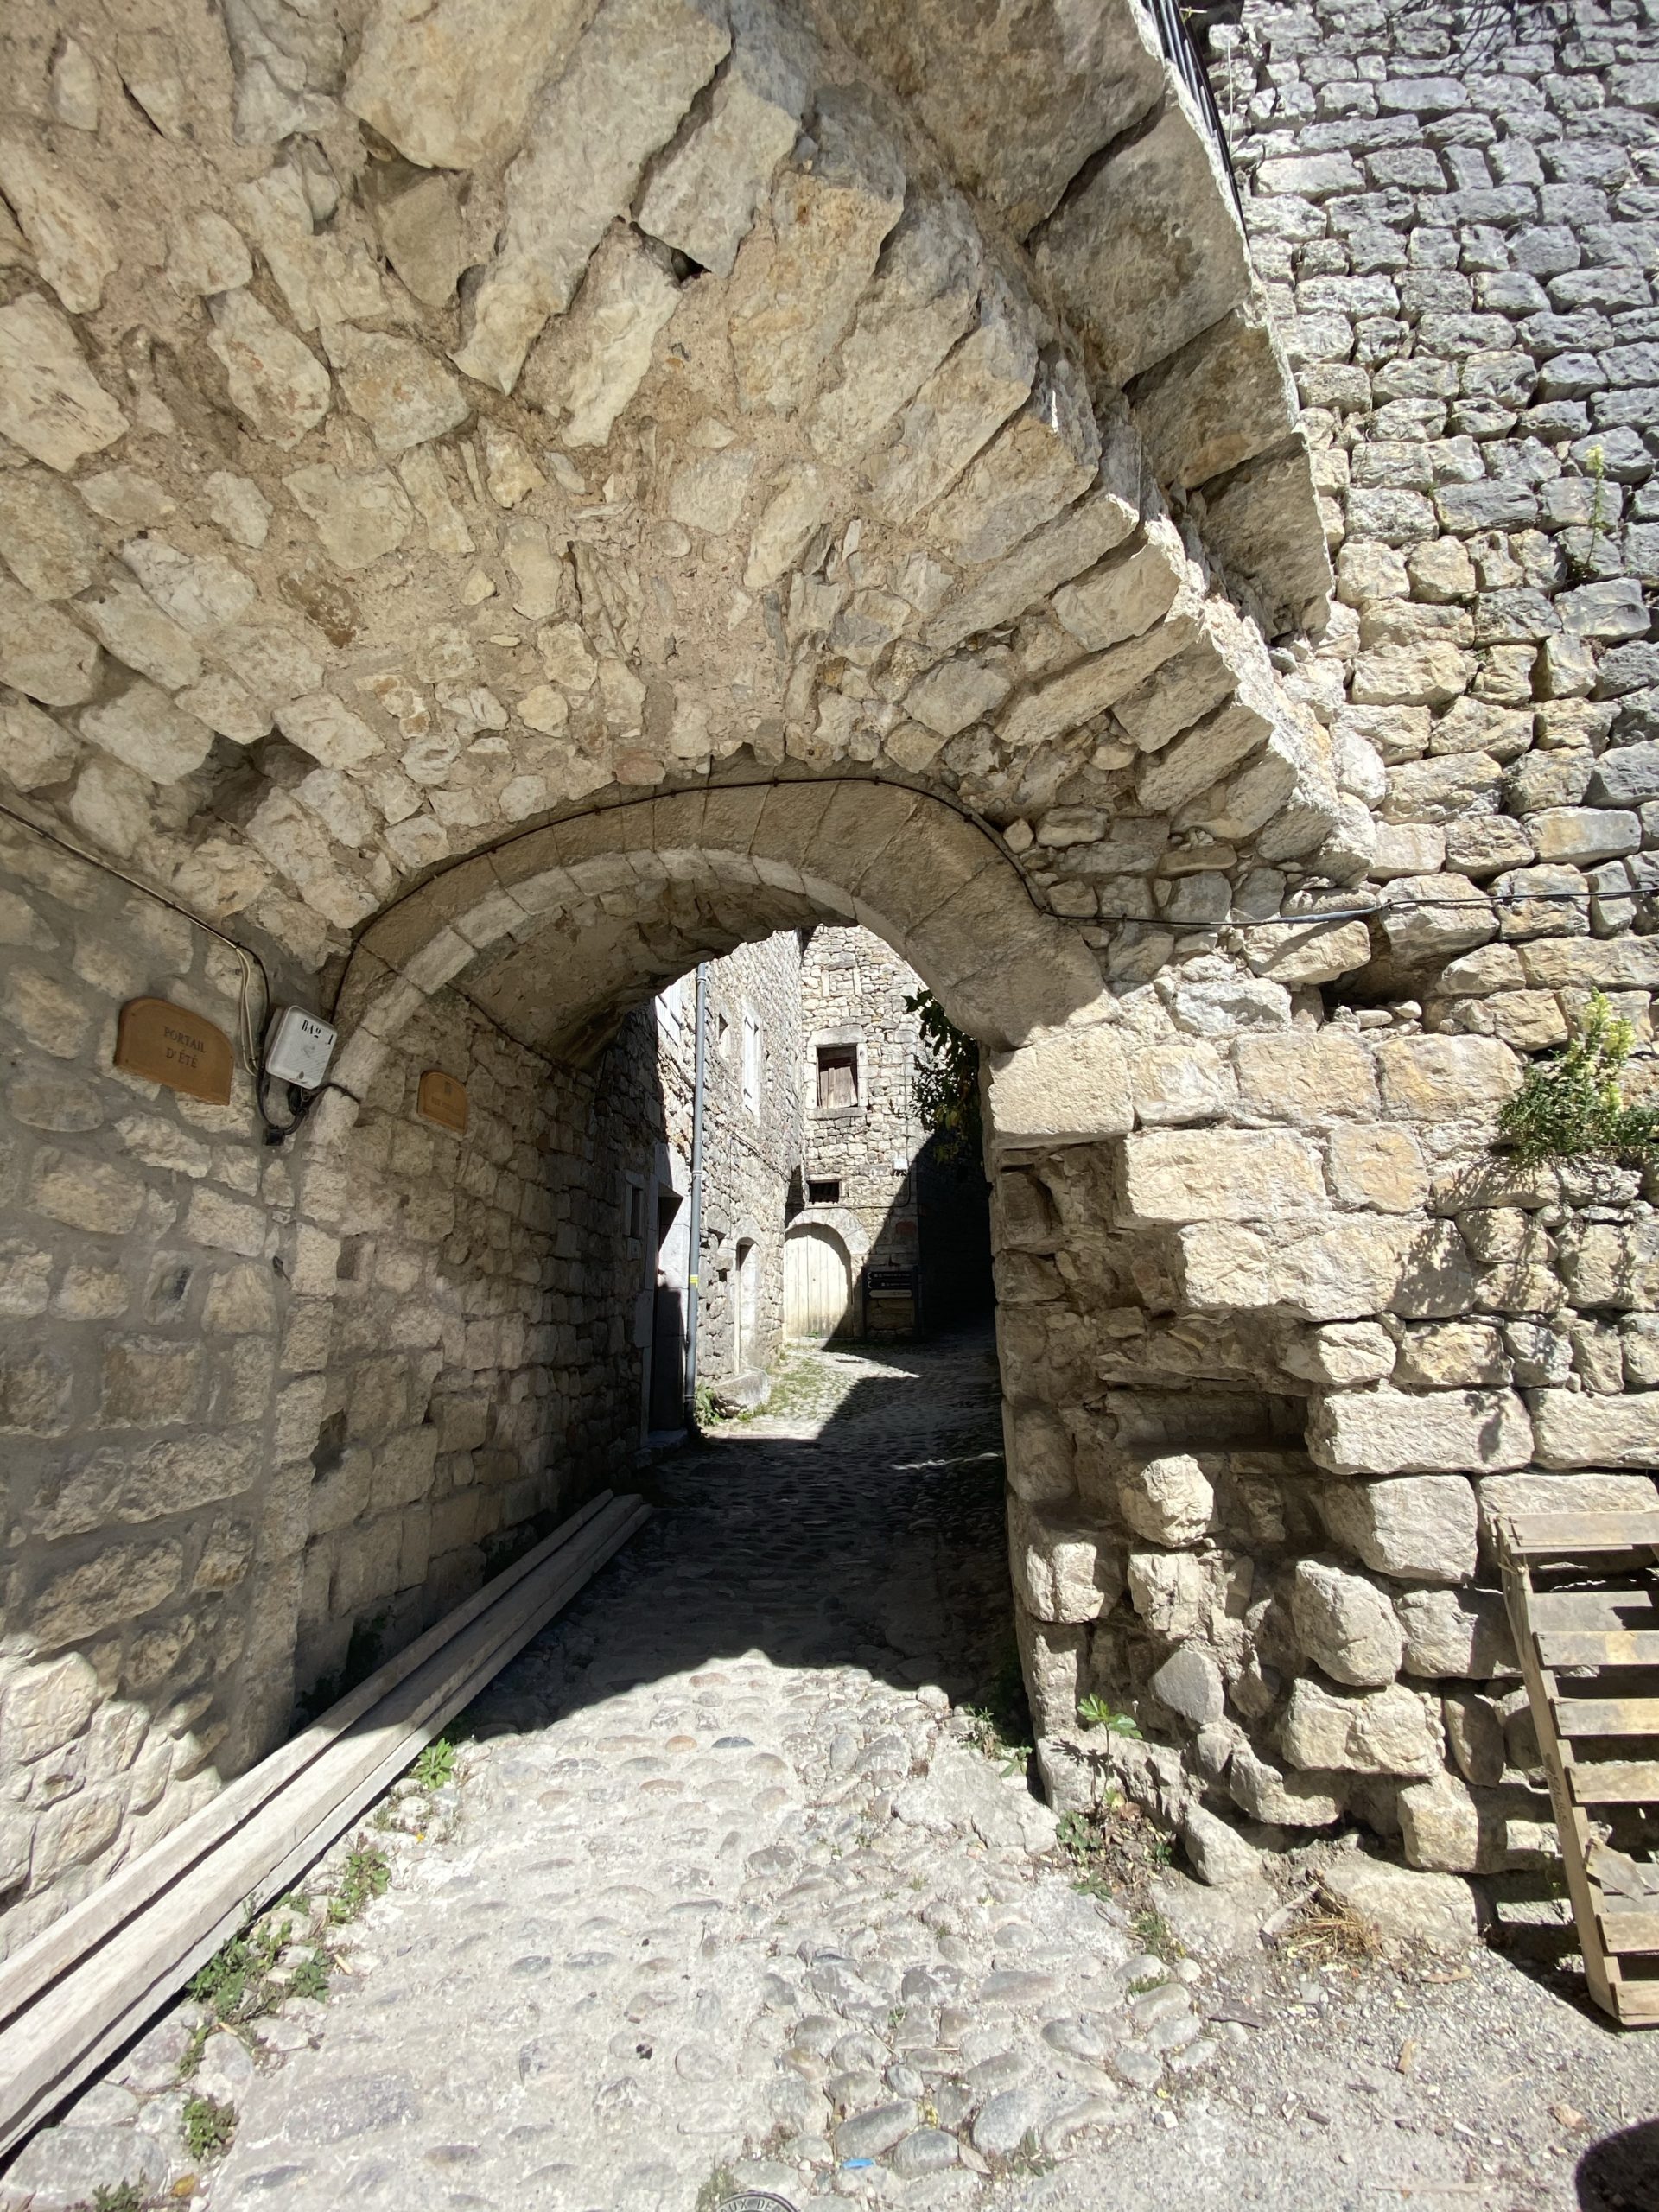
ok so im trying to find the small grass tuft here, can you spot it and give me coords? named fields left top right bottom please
left=1133, top=1907, right=1185, bottom=1963
left=694, top=2163, right=739, bottom=2212
left=181, top=2094, right=237, bottom=2161
left=89, top=2185, right=148, bottom=2212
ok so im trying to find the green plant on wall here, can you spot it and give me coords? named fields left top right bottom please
left=1497, top=991, right=1659, bottom=1166
left=906, top=988, right=981, bottom=1166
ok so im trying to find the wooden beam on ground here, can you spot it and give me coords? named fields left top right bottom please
left=0, top=1491, right=649, bottom=2157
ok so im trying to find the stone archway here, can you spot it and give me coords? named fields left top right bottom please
left=11, top=0, right=1647, bottom=1948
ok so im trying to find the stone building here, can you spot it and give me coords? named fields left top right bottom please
left=793, top=923, right=930, bottom=1338
left=1, top=0, right=1657, bottom=1948
left=653, top=927, right=804, bottom=1410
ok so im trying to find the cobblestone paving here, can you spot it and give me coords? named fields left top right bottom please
left=12, top=1331, right=1659, bottom=2212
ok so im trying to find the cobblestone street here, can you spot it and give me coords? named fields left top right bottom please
left=14, top=1332, right=1659, bottom=2212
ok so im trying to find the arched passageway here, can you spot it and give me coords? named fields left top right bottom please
left=4, top=0, right=1656, bottom=1980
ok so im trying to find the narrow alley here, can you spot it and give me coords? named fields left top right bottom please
left=17, top=1337, right=1659, bottom=2212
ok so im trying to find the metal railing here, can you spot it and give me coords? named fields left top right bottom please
left=1144, top=0, right=1246, bottom=218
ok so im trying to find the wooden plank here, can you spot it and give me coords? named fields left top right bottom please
left=1503, top=1511, right=1659, bottom=1556
left=1556, top=1697, right=1659, bottom=1738
left=0, top=1494, right=648, bottom=2157
left=0, top=1489, right=613, bottom=2034
left=1499, top=1546, right=1624, bottom=2024
left=1536, top=1629, right=1659, bottom=1668
left=1613, top=1980, right=1659, bottom=2024
left=1567, top=1759, right=1659, bottom=1805
left=1531, top=1590, right=1659, bottom=1631
left=1599, top=1910, right=1659, bottom=1955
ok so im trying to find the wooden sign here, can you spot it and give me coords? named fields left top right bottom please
left=416, top=1068, right=467, bottom=1134
left=114, top=998, right=233, bottom=1104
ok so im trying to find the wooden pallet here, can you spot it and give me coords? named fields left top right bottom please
left=1497, top=1510, right=1659, bottom=2026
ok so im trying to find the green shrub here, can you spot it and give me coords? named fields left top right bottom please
left=1497, top=991, right=1659, bottom=1166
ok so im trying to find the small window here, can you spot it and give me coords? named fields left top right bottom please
left=808, top=1178, right=841, bottom=1205
left=624, top=1181, right=645, bottom=1241
left=741, top=1009, right=761, bottom=1114
left=816, top=1043, right=858, bottom=1110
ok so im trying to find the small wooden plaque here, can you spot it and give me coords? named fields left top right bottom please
left=114, top=997, right=234, bottom=1104
left=416, top=1068, right=468, bottom=1134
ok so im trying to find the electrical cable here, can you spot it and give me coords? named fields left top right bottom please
left=0, top=798, right=312, bottom=1140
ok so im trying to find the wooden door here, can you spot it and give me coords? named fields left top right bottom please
left=784, top=1225, right=853, bottom=1339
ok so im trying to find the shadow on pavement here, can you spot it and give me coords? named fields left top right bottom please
left=1579, top=2118, right=1659, bottom=2210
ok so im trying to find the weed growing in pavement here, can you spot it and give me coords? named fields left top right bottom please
left=329, top=1842, right=391, bottom=1923
left=410, top=1736, right=457, bottom=1791
left=1127, top=1972, right=1169, bottom=1996
left=961, top=1647, right=1034, bottom=1776
left=1133, top=1908, right=1185, bottom=1963
left=695, top=2164, right=739, bottom=2212
left=89, top=2186, right=146, bottom=2212
left=181, top=2094, right=237, bottom=2160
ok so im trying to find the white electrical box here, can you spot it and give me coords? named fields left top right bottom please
left=264, top=1007, right=337, bottom=1089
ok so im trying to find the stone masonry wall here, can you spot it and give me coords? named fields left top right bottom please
left=799, top=924, right=929, bottom=1329
left=0, top=820, right=296, bottom=1959
left=8, top=0, right=1659, bottom=1932
left=997, top=0, right=1659, bottom=1881
left=656, top=928, right=805, bottom=1389
left=293, top=988, right=658, bottom=1700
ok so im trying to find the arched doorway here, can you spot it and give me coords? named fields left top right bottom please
left=783, top=1221, right=855, bottom=1341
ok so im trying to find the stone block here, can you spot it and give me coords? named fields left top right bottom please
left=1281, top=1679, right=1441, bottom=1777
left=0, top=1651, right=99, bottom=1764
left=986, top=1019, right=1132, bottom=1147
left=1129, top=302, right=1298, bottom=491
left=1119, top=1128, right=1325, bottom=1224
left=1396, top=1586, right=1515, bottom=1678
left=1318, top=1473, right=1478, bottom=1584
left=1179, top=1216, right=1472, bottom=1325
left=31, top=1540, right=184, bottom=1647
left=1128, top=1039, right=1236, bottom=1127
left=1228, top=1741, right=1345, bottom=1827
left=1526, top=1392, right=1659, bottom=1471
left=1115, top=1453, right=1214, bottom=1547
left=867, top=266, right=1039, bottom=525
left=455, top=0, right=730, bottom=391
left=823, top=0, right=1165, bottom=238
left=1374, top=1034, right=1520, bottom=1121
left=1396, top=1771, right=1497, bottom=1873
left=0, top=293, right=128, bottom=470
left=1234, top=1031, right=1381, bottom=1128
left=346, top=0, right=595, bottom=168
left=1282, top=1321, right=1396, bottom=1389
left=1291, top=1559, right=1404, bottom=1688
left=1325, top=1126, right=1428, bottom=1213
left=1007, top=1402, right=1076, bottom=1507
left=1008, top=1498, right=1122, bottom=1624
left=1125, top=1548, right=1205, bottom=1637
left=636, top=0, right=813, bottom=277
left=1034, top=97, right=1252, bottom=387
left=1316, top=1853, right=1479, bottom=1959
left=1310, top=1388, right=1530, bottom=1478
left=728, top=89, right=906, bottom=415
left=1149, top=1645, right=1224, bottom=1726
